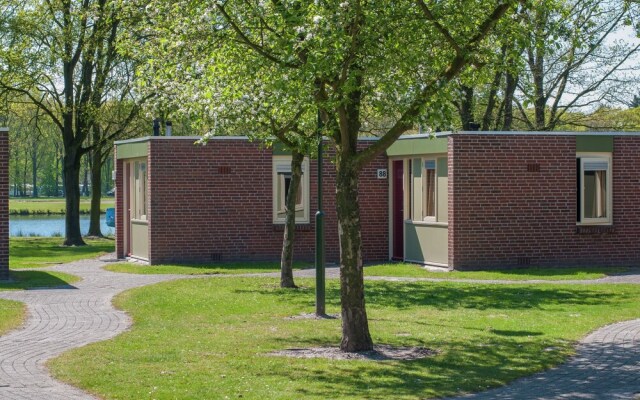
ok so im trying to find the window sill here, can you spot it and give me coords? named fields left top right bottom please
left=273, top=223, right=312, bottom=231
left=405, top=220, right=448, bottom=228
left=575, top=225, right=615, bottom=234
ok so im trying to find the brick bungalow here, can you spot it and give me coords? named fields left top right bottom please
left=114, top=131, right=640, bottom=269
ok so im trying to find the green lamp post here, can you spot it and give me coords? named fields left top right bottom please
left=315, top=111, right=325, bottom=317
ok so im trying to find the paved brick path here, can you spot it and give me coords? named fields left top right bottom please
left=0, top=259, right=638, bottom=399
left=0, top=255, right=184, bottom=400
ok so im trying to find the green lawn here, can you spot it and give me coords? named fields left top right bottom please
left=10, top=237, right=115, bottom=269
left=9, top=197, right=115, bottom=215
left=105, top=261, right=310, bottom=275
left=0, top=299, right=25, bottom=336
left=50, top=277, right=640, bottom=399
left=365, top=263, right=629, bottom=281
left=0, top=270, right=80, bottom=290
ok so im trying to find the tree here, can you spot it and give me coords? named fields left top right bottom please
left=455, top=0, right=640, bottom=131
left=0, top=0, right=141, bottom=244
left=131, top=0, right=517, bottom=351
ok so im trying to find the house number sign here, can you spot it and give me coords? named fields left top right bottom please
left=377, top=169, right=388, bottom=179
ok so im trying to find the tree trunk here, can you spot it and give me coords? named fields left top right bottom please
left=31, top=142, right=38, bottom=198
left=280, top=150, right=303, bottom=288
left=63, top=148, right=86, bottom=246
left=481, top=70, right=503, bottom=131
left=55, top=143, right=60, bottom=196
left=336, top=158, right=373, bottom=352
left=82, top=156, right=90, bottom=196
left=502, top=72, right=518, bottom=131
left=87, top=147, right=103, bottom=237
left=458, top=86, right=474, bottom=130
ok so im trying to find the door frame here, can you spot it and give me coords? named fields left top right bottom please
left=389, top=159, right=406, bottom=261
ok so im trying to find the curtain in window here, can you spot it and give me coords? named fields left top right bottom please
left=595, top=170, right=606, bottom=218
left=424, top=162, right=435, bottom=218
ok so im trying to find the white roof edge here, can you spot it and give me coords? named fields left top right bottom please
left=115, top=135, right=382, bottom=145
left=396, top=133, right=449, bottom=139
left=439, top=130, right=640, bottom=137
left=115, top=135, right=247, bottom=145
left=0, top=127, right=8, bottom=133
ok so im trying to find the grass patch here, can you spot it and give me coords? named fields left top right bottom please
left=365, top=263, right=629, bottom=281
left=0, top=270, right=80, bottom=291
left=50, top=277, right=640, bottom=399
left=0, top=299, right=26, bottom=335
left=105, top=261, right=310, bottom=275
left=10, top=237, right=114, bottom=269
left=9, top=197, right=114, bottom=215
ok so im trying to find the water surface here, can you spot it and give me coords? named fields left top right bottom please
left=10, top=215, right=114, bottom=237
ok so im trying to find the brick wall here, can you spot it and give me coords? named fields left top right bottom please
left=0, top=130, right=7, bottom=280
left=122, top=138, right=388, bottom=265
left=449, top=134, right=640, bottom=269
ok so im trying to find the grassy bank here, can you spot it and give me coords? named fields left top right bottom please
left=50, top=277, right=640, bottom=399
left=9, top=197, right=115, bottom=215
left=10, top=237, right=115, bottom=269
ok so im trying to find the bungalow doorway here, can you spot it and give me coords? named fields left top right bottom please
left=392, top=160, right=404, bottom=260
left=124, top=158, right=149, bottom=260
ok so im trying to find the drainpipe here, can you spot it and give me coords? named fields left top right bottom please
left=165, top=121, right=172, bottom=136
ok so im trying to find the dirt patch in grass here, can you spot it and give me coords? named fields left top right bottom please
left=284, top=312, right=340, bottom=320
left=270, top=344, right=437, bottom=361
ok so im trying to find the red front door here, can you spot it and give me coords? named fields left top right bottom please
left=392, top=160, right=404, bottom=260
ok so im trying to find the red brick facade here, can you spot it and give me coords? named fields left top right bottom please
left=116, top=137, right=389, bottom=264
left=117, top=133, right=640, bottom=269
left=449, top=134, right=640, bottom=269
left=0, top=129, right=8, bottom=280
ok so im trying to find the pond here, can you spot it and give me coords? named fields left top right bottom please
left=10, top=215, right=114, bottom=237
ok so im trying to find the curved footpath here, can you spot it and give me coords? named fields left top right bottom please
left=0, top=258, right=638, bottom=400
left=0, top=255, right=186, bottom=400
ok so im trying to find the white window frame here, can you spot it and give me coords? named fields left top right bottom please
left=129, top=158, right=147, bottom=222
left=577, top=152, right=612, bottom=225
left=272, top=156, right=310, bottom=224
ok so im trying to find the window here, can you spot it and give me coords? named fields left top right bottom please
left=423, top=160, right=436, bottom=219
left=409, top=156, right=446, bottom=222
left=273, top=156, right=310, bottom=224
left=577, top=154, right=611, bottom=225
left=131, top=160, right=147, bottom=221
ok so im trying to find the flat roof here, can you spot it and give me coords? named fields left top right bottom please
left=115, top=135, right=381, bottom=145
left=115, top=130, right=640, bottom=147
left=433, top=130, right=640, bottom=137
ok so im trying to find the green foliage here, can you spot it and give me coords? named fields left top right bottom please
left=50, top=277, right=640, bottom=399
left=125, top=0, right=518, bottom=140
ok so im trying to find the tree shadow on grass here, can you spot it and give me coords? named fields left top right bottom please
left=236, top=281, right=627, bottom=312
left=483, top=266, right=634, bottom=279
left=264, top=334, right=570, bottom=399
left=0, top=270, right=77, bottom=290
